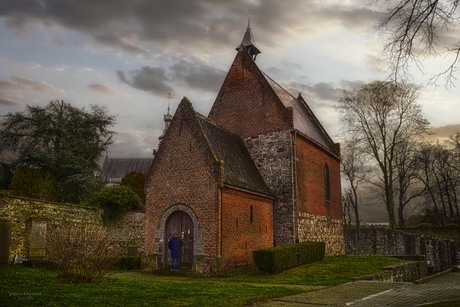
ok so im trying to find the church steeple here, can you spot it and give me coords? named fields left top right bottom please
left=235, top=19, right=261, bottom=61
left=156, top=93, right=173, bottom=155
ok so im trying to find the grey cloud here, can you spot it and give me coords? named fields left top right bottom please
left=118, top=60, right=226, bottom=95
left=117, top=66, right=173, bottom=96
left=323, top=5, right=379, bottom=31
left=0, top=0, right=376, bottom=55
left=0, top=97, right=19, bottom=107
left=339, top=80, right=365, bottom=91
left=288, top=81, right=341, bottom=102
left=0, top=76, right=53, bottom=109
left=88, top=83, right=114, bottom=94
left=109, top=130, right=157, bottom=158
left=0, top=76, right=53, bottom=92
left=170, top=60, right=226, bottom=92
left=309, top=82, right=342, bottom=101
left=286, top=80, right=366, bottom=106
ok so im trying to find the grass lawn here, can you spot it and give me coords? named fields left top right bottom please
left=0, top=255, right=408, bottom=306
left=224, top=255, right=409, bottom=286
left=0, top=265, right=302, bottom=307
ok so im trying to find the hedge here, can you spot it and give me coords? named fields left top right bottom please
left=253, top=241, right=325, bottom=273
left=118, top=256, right=141, bottom=270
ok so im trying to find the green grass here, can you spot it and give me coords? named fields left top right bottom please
left=0, top=265, right=301, bottom=307
left=225, top=255, right=409, bottom=286
left=0, top=255, right=409, bottom=306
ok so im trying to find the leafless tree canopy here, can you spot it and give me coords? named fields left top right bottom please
left=338, top=81, right=430, bottom=227
left=376, top=0, right=460, bottom=85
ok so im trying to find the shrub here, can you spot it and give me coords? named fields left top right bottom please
left=121, top=172, right=145, bottom=205
left=118, top=256, right=141, bottom=270
left=0, top=164, right=12, bottom=190
left=48, top=224, right=117, bottom=283
left=8, top=166, right=58, bottom=201
left=253, top=242, right=325, bottom=273
left=90, top=185, right=142, bottom=223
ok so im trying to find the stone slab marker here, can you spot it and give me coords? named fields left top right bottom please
left=29, top=219, right=47, bottom=259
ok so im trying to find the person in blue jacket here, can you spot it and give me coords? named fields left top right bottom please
left=168, top=232, right=183, bottom=271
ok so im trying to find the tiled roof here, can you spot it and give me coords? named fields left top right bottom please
left=195, top=113, right=273, bottom=197
left=263, top=72, right=340, bottom=159
left=100, top=157, right=153, bottom=183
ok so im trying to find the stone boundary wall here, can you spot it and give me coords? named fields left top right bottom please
left=298, top=212, right=345, bottom=256
left=0, top=193, right=144, bottom=262
left=359, top=261, right=428, bottom=282
left=402, top=227, right=460, bottom=244
left=346, top=227, right=459, bottom=273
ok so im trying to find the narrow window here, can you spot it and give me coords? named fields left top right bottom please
left=236, top=218, right=239, bottom=228
left=324, top=164, right=331, bottom=202
left=250, top=205, right=254, bottom=225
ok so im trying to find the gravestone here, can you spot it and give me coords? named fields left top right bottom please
left=29, top=219, right=47, bottom=259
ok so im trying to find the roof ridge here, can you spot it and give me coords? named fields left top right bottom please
left=196, top=111, right=244, bottom=140
left=261, top=72, right=340, bottom=159
left=295, top=95, right=340, bottom=158
left=196, top=111, right=273, bottom=196
left=261, top=71, right=296, bottom=100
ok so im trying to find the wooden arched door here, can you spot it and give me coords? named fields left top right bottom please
left=165, top=210, right=194, bottom=268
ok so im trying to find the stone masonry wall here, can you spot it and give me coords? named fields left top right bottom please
left=0, top=193, right=144, bottom=262
left=346, top=227, right=459, bottom=273
left=244, top=130, right=295, bottom=246
left=298, top=212, right=345, bottom=256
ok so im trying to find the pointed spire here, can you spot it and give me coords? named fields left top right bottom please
left=157, top=93, right=173, bottom=149
left=235, top=18, right=261, bottom=60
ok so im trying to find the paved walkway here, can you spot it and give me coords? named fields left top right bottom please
left=255, top=271, right=460, bottom=307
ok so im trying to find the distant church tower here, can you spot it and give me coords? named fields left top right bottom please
left=154, top=94, right=173, bottom=155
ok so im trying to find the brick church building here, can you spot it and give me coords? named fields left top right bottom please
left=144, top=23, right=344, bottom=272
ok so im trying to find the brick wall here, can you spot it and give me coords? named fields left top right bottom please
left=295, top=134, right=342, bottom=219
left=144, top=99, right=221, bottom=264
left=0, top=193, right=145, bottom=261
left=221, top=187, right=273, bottom=267
left=244, top=130, right=295, bottom=245
left=208, top=51, right=293, bottom=138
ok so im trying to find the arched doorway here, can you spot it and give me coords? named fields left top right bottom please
left=165, top=210, right=194, bottom=268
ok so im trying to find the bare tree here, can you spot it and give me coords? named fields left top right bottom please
left=376, top=0, right=460, bottom=85
left=414, top=140, right=460, bottom=225
left=394, top=139, right=426, bottom=227
left=341, top=140, right=368, bottom=230
left=338, top=81, right=430, bottom=228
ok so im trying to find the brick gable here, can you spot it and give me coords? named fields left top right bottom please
left=209, top=50, right=293, bottom=137
left=145, top=98, right=222, bottom=257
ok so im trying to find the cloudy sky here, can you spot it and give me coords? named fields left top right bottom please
left=2, top=0, right=460, bottom=158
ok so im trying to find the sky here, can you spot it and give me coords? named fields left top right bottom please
left=1, top=1, right=460, bottom=221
